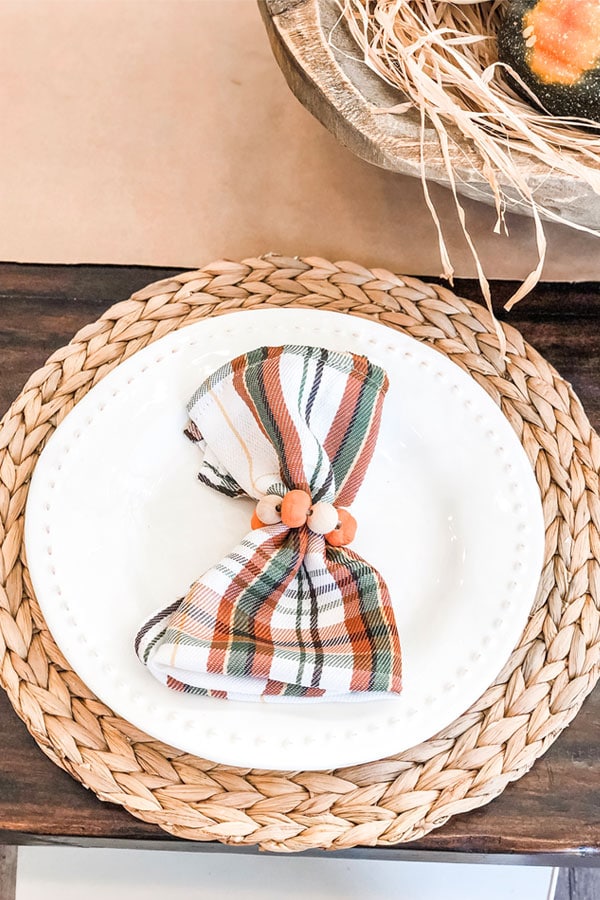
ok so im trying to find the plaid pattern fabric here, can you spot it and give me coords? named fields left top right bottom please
left=135, top=346, right=402, bottom=701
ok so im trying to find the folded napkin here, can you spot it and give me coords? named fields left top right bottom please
left=135, top=345, right=402, bottom=702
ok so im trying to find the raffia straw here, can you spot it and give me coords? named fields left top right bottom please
left=335, top=0, right=600, bottom=309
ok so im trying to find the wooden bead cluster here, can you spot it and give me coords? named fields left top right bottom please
left=251, top=489, right=357, bottom=547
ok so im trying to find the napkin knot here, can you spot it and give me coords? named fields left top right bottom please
left=252, top=490, right=357, bottom=546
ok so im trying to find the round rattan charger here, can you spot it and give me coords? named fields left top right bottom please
left=0, top=255, right=599, bottom=852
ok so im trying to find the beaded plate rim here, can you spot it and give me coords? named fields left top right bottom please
left=24, top=307, right=544, bottom=770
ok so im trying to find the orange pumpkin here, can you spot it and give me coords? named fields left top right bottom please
left=498, top=0, right=600, bottom=121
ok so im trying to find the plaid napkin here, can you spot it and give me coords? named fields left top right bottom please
left=135, top=345, right=402, bottom=702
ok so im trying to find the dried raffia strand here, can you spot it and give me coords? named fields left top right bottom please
left=335, top=0, right=600, bottom=310
left=0, top=255, right=599, bottom=851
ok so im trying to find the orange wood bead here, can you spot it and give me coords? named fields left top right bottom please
left=251, top=510, right=265, bottom=530
left=280, top=489, right=312, bottom=528
left=326, top=508, right=357, bottom=547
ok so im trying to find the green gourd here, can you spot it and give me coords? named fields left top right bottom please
left=497, top=0, right=600, bottom=122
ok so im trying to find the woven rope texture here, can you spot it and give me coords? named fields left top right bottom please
left=0, top=255, right=599, bottom=851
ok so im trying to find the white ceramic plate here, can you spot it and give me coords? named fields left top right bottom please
left=25, top=308, right=544, bottom=770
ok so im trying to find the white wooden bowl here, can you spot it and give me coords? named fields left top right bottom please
left=260, top=0, right=600, bottom=229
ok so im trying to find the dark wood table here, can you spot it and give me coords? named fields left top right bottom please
left=0, top=265, right=599, bottom=895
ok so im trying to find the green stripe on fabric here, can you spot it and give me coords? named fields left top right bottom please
left=327, top=546, right=395, bottom=692
left=142, top=628, right=167, bottom=664
left=228, top=530, right=304, bottom=678
left=306, top=349, right=329, bottom=501
left=294, top=565, right=307, bottom=688
left=244, top=349, right=294, bottom=489
left=186, top=359, right=234, bottom=411
left=329, top=361, right=381, bottom=493
left=187, top=345, right=387, bottom=413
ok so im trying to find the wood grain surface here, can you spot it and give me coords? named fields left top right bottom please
left=0, top=263, right=599, bottom=862
left=0, top=846, right=17, bottom=900
left=555, top=867, right=600, bottom=900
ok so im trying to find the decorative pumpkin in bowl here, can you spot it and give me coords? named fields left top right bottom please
left=498, top=0, right=600, bottom=121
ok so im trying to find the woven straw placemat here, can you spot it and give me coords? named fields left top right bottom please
left=1, top=255, right=599, bottom=851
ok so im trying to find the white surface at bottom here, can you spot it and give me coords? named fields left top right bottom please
left=16, top=848, right=555, bottom=900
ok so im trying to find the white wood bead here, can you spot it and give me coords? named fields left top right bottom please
left=307, top=501, right=338, bottom=535
left=256, top=494, right=282, bottom=524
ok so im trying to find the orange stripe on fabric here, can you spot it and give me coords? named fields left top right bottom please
left=262, top=348, right=311, bottom=493
left=212, top=390, right=259, bottom=495
left=324, top=550, right=374, bottom=692
left=336, top=378, right=388, bottom=508
left=204, top=528, right=307, bottom=680
left=323, top=354, right=364, bottom=470
left=247, top=527, right=309, bottom=680
left=232, top=351, right=272, bottom=446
